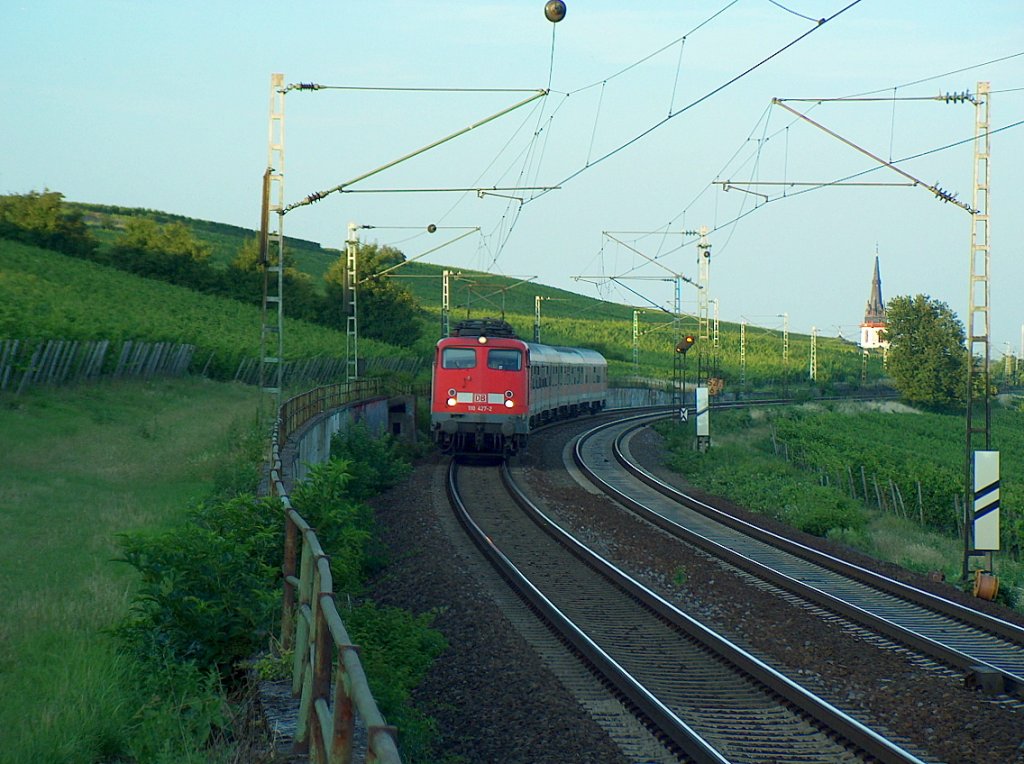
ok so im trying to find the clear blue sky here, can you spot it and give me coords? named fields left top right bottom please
left=6, top=1, right=1023, bottom=355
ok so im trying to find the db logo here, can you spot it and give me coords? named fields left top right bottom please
left=473, top=393, right=487, bottom=403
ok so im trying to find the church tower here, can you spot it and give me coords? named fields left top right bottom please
left=859, top=255, right=888, bottom=349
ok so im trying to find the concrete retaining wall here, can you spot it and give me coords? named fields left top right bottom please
left=286, top=396, right=390, bottom=484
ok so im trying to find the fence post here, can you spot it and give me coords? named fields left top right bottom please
left=331, top=645, right=357, bottom=763
left=281, top=507, right=299, bottom=650
left=16, top=343, right=44, bottom=394
left=292, top=540, right=316, bottom=754
left=292, top=541, right=314, bottom=696
left=309, top=573, right=332, bottom=757
left=0, top=340, right=17, bottom=391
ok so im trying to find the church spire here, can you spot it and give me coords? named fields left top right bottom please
left=864, top=254, right=885, bottom=324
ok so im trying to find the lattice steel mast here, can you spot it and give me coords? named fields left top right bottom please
left=963, top=82, right=993, bottom=579
left=345, top=223, right=359, bottom=381
left=259, top=73, right=286, bottom=421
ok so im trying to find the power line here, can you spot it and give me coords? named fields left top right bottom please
left=564, top=0, right=741, bottom=97
left=839, top=50, right=1024, bottom=99
left=524, top=0, right=865, bottom=205
left=766, top=0, right=823, bottom=24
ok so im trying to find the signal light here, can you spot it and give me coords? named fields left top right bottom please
left=675, top=335, right=696, bottom=355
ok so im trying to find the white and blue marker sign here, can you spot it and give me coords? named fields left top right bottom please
left=973, top=450, right=1000, bottom=551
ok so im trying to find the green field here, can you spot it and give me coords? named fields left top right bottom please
left=0, top=379, right=259, bottom=763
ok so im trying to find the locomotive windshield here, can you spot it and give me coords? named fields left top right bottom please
left=442, top=347, right=477, bottom=369
left=487, top=349, right=521, bottom=371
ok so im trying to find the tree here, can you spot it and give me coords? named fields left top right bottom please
left=109, top=218, right=216, bottom=288
left=323, top=242, right=423, bottom=347
left=0, top=190, right=97, bottom=257
left=228, top=237, right=324, bottom=321
left=882, top=294, right=968, bottom=408
left=115, top=218, right=212, bottom=262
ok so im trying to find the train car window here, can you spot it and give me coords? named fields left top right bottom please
left=487, top=349, right=521, bottom=371
left=442, top=347, right=477, bottom=369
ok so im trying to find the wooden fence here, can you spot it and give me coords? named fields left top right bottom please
left=233, top=356, right=421, bottom=388
left=0, top=337, right=422, bottom=393
left=0, top=338, right=195, bottom=393
left=268, top=380, right=402, bottom=764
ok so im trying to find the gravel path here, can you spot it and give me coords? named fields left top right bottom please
left=364, top=423, right=1024, bottom=764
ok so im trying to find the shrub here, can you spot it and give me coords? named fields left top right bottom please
left=113, top=495, right=283, bottom=673
left=291, top=458, right=377, bottom=594
left=344, top=602, right=447, bottom=761
left=0, top=190, right=98, bottom=257
left=783, top=490, right=866, bottom=537
left=329, top=422, right=412, bottom=501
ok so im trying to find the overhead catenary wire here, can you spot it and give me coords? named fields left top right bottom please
left=565, top=0, right=741, bottom=97
left=766, top=0, right=824, bottom=24
left=843, top=50, right=1024, bottom=98
left=668, top=48, right=1023, bottom=246
left=284, top=89, right=549, bottom=213
left=525, top=0, right=865, bottom=205
left=695, top=117, right=1024, bottom=246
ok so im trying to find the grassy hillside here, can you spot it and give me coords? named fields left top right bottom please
left=0, top=239, right=417, bottom=381
left=58, top=202, right=886, bottom=391
left=400, top=261, right=880, bottom=388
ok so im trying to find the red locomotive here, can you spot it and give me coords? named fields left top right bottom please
left=431, top=318, right=607, bottom=455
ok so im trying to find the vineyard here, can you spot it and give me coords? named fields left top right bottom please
left=766, top=402, right=1024, bottom=557
left=660, top=401, right=1024, bottom=595
left=0, top=239, right=418, bottom=383
left=2, top=195, right=897, bottom=395
left=393, top=261, right=886, bottom=391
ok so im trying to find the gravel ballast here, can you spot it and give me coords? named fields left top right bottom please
left=363, top=423, right=1024, bottom=764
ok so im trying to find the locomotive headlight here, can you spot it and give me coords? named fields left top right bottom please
left=478, top=336, right=488, bottom=344
left=446, top=397, right=457, bottom=407
left=504, top=399, right=514, bottom=408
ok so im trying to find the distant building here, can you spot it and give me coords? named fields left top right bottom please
left=860, top=255, right=888, bottom=349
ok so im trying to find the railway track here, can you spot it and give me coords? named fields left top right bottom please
left=573, top=412, right=1024, bottom=699
left=448, top=454, right=931, bottom=763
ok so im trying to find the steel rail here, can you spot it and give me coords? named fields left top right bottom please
left=449, top=454, right=929, bottom=764
left=574, top=415, right=1024, bottom=697
left=446, top=459, right=725, bottom=763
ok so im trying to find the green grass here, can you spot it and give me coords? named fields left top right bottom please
left=0, top=378, right=258, bottom=763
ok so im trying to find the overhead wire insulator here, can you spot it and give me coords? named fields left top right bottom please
left=941, top=90, right=977, bottom=105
